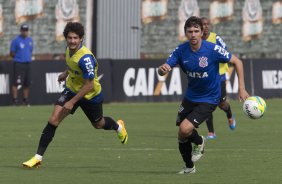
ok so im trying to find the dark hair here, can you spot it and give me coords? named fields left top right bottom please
left=63, top=22, right=84, bottom=39
left=184, top=16, right=203, bottom=34
left=200, top=17, right=209, bottom=22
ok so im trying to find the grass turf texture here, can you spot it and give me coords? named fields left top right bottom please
left=0, top=99, right=281, bottom=184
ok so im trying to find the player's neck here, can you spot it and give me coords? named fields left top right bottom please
left=202, top=32, right=209, bottom=40
left=190, top=40, right=202, bottom=52
left=69, top=44, right=82, bottom=55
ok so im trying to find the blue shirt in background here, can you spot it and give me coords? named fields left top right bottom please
left=10, top=35, right=33, bottom=63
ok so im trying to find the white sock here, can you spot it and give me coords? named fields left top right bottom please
left=35, top=154, right=43, bottom=161
left=117, top=124, right=122, bottom=132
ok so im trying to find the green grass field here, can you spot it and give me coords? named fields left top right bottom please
left=0, top=99, right=281, bottom=184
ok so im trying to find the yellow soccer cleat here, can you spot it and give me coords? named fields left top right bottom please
left=22, top=156, right=41, bottom=168
left=117, top=120, right=128, bottom=144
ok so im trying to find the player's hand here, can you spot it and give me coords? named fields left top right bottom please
left=238, top=88, right=249, bottom=102
left=58, top=71, right=68, bottom=84
left=158, top=64, right=171, bottom=76
left=61, top=101, right=74, bottom=116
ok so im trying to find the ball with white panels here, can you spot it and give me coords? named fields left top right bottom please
left=243, top=96, right=266, bottom=119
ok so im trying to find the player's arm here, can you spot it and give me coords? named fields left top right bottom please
left=63, top=55, right=95, bottom=111
left=158, top=64, right=171, bottom=76
left=9, top=40, right=16, bottom=58
left=58, top=70, right=68, bottom=84
left=216, top=35, right=227, bottom=49
left=10, top=52, right=15, bottom=58
left=158, top=47, right=180, bottom=76
left=229, top=55, right=249, bottom=101
left=68, top=79, right=94, bottom=105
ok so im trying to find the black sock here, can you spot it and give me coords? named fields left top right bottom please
left=225, top=106, right=233, bottom=119
left=189, top=129, right=203, bottom=145
left=103, top=117, right=119, bottom=130
left=36, top=122, right=57, bottom=156
left=206, top=114, right=214, bottom=133
left=179, top=140, right=194, bottom=168
left=220, top=104, right=232, bottom=119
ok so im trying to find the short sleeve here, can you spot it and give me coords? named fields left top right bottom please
left=213, top=45, right=232, bottom=64
left=166, top=47, right=181, bottom=67
left=78, top=54, right=96, bottom=80
left=10, top=39, right=17, bottom=53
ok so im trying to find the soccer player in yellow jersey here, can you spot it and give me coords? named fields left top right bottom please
left=201, top=17, right=236, bottom=139
left=22, top=22, right=128, bottom=168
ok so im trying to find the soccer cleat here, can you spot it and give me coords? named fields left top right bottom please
left=117, top=120, right=128, bottom=144
left=206, top=132, right=216, bottom=140
left=22, top=156, right=41, bottom=168
left=192, top=136, right=205, bottom=162
left=228, top=116, right=236, bottom=130
left=178, top=166, right=196, bottom=174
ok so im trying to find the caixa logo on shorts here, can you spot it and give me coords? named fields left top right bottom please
left=199, top=56, right=208, bottom=68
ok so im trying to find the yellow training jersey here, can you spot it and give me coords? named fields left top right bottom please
left=206, top=32, right=229, bottom=75
left=65, top=45, right=101, bottom=100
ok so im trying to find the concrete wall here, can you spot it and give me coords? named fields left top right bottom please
left=141, top=0, right=282, bottom=59
left=0, top=0, right=87, bottom=60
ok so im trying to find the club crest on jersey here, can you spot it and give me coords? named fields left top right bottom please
left=199, top=56, right=208, bottom=68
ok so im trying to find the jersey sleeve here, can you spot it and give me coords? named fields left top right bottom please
left=10, top=39, right=17, bottom=53
left=216, top=35, right=227, bottom=50
left=78, top=54, right=96, bottom=80
left=166, top=46, right=181, bottom=67
left=213, top=44, right=232, bottom=64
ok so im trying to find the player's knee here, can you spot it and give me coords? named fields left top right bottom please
left=47, top=118, right=59, bottom=126
left=91, top=118, right=104, bottom=129
left=178, top=132, right=188, bottom=142
left=219, top=101, right=229, bottom=110
left=179, top=124, right=193, bottom=137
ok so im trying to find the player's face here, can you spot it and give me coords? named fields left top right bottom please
left=185, top=26, right=203, bottom=46
left=66, top=32, right=83, bottom=52
left=202, top=19, right=210, bottom=36
left=21, top=30, right=28, bottom=38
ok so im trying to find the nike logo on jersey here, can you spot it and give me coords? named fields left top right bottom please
left=193, top=119, right=199, bottom=124
left=214, top=45, right=229, bottom=58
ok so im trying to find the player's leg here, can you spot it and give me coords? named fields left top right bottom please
left=22, top=63, right=31, bottom=105
left=182, top=102, right=217, bottom=164
left=11, top=63, right=23, bottom=105
left=205, top=113, right=216, bottom=139
left=177, top=99, right=202, bottom=174
left=80, top=101, right=128, bottom=144
left=218, top=81, right=236, bottom=130
left=23, top=89, right=77, bottom=168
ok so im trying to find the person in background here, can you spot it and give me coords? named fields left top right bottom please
left=201, top=17, right=236, bottom=140
left=10, top=23, right=33, bottom=106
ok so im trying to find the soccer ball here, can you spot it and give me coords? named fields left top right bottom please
left=243, top=96, right=266, bottom=119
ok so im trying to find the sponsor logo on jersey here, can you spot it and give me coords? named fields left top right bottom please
left=84, top=57, right=94, bottom=77
left=187, top=71, right=208, bottom=78
left=214, top=45, right=230, bottom=58
left=216, top=35, right=226, bottom=48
